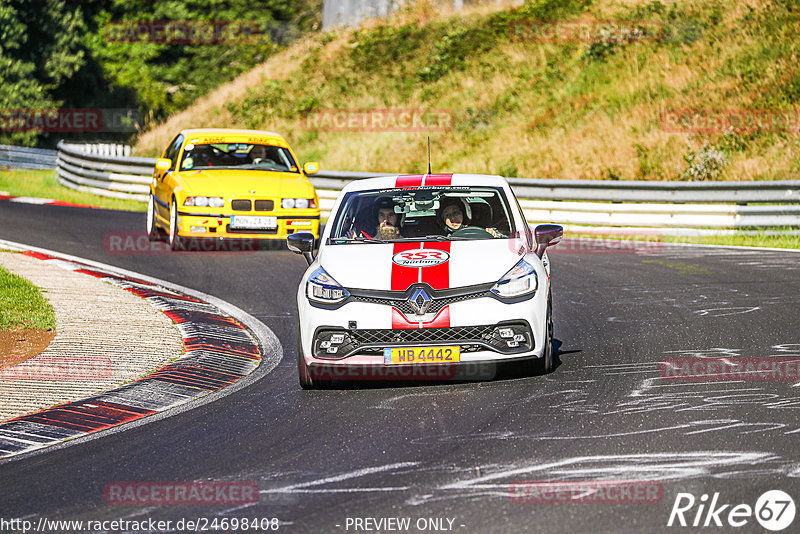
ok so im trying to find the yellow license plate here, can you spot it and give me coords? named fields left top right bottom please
left=383, top=346, right=460, bottom=365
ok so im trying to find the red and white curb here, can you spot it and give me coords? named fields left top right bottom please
left=0, top=193, right=100, bottom=209
left=0, top=240, right=281, bottom=461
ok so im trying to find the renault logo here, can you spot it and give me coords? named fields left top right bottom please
left=408, top=287, right=431, bottom=315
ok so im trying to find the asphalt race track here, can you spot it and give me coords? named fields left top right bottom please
left=1, top=201, right=799, bottom=533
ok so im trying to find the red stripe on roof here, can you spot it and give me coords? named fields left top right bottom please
left=424, top=174, right=453, bottom=186
left=395, top=175, right=424, bottom=187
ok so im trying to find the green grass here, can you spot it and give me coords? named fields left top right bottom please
left=0, top=266, right=57, bottom=330
left=138, top=0, right=800, bottom=181
left=662, top=232, right=800, bottom=249
left=0, top=169, right=146, bottom=212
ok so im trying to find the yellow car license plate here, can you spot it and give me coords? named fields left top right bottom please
left=230, top=215, right=277, bottom=229
left=383, top=346, right=460, bottom=365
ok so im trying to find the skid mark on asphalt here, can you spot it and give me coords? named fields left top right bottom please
left=240, top=453, right=790, bottom=507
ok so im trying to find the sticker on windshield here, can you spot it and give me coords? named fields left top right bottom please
left=392, top=249, right=450, bottom=267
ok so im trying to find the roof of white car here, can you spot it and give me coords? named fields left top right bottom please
left=342, top=174, right=509, bottom=193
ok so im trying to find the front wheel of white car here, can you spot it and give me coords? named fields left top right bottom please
left=522, top=293, right=555, bottom=377
left=298, top=329, right=330, bottom=389
left=542, top=294, right=555, bottom=373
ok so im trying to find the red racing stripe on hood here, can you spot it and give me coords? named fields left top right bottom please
left=390, top=242, right=452, bottom=291
left=391, top=242, right=421, bottom=291
left=419, top=241, right=450, bottom=290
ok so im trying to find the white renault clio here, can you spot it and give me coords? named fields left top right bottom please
left=288, top=173, right=562, bottom=388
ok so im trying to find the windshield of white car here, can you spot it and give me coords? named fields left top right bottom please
left=328, top=186, right=516, bottom=244
left=178, top=143, right=299, bottom=172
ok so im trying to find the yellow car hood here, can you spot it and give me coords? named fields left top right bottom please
left=175, top=169, right=313, bottom=197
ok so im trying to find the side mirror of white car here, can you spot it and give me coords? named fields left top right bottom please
left=287, top=232, right=315, bottom=265
left=534, top=224, right=563, bottom=258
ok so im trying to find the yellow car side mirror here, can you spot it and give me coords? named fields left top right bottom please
left=155, top=158, right=171, bottom=171
left=303, top=162, right=319, bottom=175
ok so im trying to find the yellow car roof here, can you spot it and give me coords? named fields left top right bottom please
left=180, top=128, right=289, bottom=146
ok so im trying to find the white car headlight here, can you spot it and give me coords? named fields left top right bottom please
left=491, top=258, right=538, bottom=299
left=282, top=198, right=296, bottom=209
left=184, top=196, right=224, bottom=207
left=295, top=198, right=309, bottom=209
left=306, top=267, right=350, bottom=304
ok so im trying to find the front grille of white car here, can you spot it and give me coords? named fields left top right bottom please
left=312, top=322, right=532, bottom=359
left=353, top=291, right=491, bottom=316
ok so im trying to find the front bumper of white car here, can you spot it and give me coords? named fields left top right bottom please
left=297, top=285, right=548, bottom=370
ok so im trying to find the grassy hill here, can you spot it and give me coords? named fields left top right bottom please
left=135, top=0, right=800, bottom=181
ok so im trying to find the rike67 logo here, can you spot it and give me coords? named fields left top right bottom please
left=668, top=490, right=795, bottom=531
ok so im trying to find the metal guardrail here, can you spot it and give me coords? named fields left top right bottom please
left=56, top=141, right=153, bottom=201
left=0, top=144, right=57, bottom=170
left=47, top=142, right=800, bottom=233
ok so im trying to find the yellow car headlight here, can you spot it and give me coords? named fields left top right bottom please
left=184, top=196, right=224, bottom=208
left=281, top=198, right=314, bottom=209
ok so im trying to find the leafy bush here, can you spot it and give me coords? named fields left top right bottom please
left=679, top=137, right=728, bottom=181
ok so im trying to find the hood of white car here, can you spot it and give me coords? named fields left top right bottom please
left=318, top=239, right=525, bottom=291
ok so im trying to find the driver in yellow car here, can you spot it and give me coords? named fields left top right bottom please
left=250, top=145, right=268, bottom=164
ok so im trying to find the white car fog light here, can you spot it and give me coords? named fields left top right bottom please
left=331, top=334, right=345, bottom=344
left=190, top=226, right=206, bottom=233
left=326, top=346, right=338, bottom=354
left=507, top=340, right=519, bottom=348
left=499, top=328, right=514, bottom=338
left=320, top=341, right=331, bottom=349
left=513, top=334, right=525, bottom=342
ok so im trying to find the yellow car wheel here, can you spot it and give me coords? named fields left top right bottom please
left=169, top=198, right=183, bottom=251
left=146, top=195, right=161, bottom=242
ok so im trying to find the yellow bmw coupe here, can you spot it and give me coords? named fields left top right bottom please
left=147, top=128, right=320, bottom=250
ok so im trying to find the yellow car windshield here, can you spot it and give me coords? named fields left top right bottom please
left=179, top=143, right=299, bottom=172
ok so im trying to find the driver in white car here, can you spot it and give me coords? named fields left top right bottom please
left=438, top=197, right=503, bottom=237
